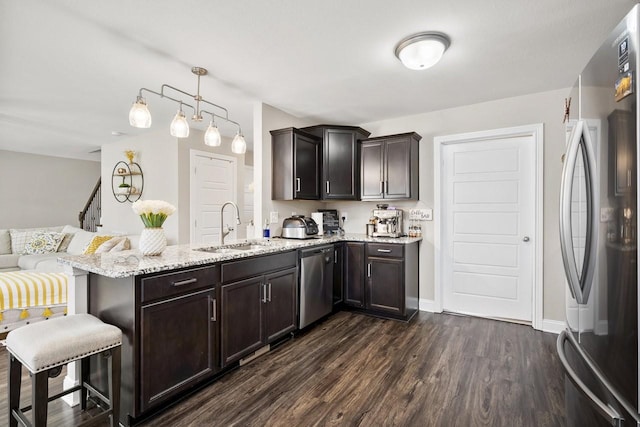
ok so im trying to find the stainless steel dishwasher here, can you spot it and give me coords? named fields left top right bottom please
left=299, top=245, right=334, bottom=328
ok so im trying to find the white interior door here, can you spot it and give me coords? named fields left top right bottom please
left=441, top=133, right=535, bottom=322
left=190, top=151, right=237, bottom=244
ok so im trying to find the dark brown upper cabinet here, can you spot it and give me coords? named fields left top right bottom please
left=360, top=132, right=421, bottom=200
left=271, top=127, right=321, bottom=200
left=302, top=125, right=371, bottom=200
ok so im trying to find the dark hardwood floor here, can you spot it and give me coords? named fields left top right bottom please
left=0, top=311, right=565, bottom=426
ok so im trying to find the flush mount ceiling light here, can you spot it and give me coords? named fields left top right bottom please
left=394, top=32, right=450, bottom=70
left=129, top=66, right=246, bottom=154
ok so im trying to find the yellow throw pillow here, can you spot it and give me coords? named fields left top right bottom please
left=84, top=235, right=113, bottom=254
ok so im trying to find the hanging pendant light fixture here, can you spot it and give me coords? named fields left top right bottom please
left=231, top=130, right=247, bottom=154
left=395, top=32, right=450, bottom=70
left=204, top=119, right=221, bottom=147
left=170, top=103, right=189, bottom=138
left=129, top=66, right=246, bottom=151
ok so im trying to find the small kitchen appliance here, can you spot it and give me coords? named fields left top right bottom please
left=371, top=208, right=403, bottom=238
left=281, top=215, right=319, bottom=239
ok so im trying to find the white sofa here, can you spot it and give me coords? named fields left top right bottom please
left=0, top=225, right=138, bottom=273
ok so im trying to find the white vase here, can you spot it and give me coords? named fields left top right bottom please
left=139, top=227, right=167, bottom=256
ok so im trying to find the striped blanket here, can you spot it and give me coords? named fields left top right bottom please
left=0, top=271, right=67, bottom=325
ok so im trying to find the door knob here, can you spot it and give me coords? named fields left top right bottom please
left=523, top=236, right=530, bottom=242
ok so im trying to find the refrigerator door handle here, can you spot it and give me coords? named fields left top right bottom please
left=557, top=331, right=624, bottom=426
left=559, top=120, right=598, bottom=304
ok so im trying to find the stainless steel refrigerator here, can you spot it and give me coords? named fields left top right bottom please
left=558, top=5, right=640, bottom=426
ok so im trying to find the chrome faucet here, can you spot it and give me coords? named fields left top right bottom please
left=220, top=201, right=241, bottom=245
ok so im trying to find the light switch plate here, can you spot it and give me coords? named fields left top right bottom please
left=270, top=211, right=279, bottom=224
left=409, top=208, right=433, bottom=221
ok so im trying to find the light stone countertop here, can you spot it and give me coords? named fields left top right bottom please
left=58, top=234, right=422, bottom=279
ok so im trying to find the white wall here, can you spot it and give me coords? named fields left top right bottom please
left=255, top=89, right=571, bottom=322
left=0, top=150, right=100, bottom=228
left=101, top=131, right=180, bottom=244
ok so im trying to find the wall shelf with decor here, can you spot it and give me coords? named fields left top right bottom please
left=112, top=161, right=144, bottom=203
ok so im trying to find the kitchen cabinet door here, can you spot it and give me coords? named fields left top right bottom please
left=360, top=132, right=421, bottom=200
left=140, top=288, right=218, bottom=412
left=361, top=141, right=384, bottom=200
left=302, top=125, right=371, bottom=200
left=344, top=242, right=365, bottom=307
left=264, top=267, right=298, bottom=343
left=221, top=276, right=264, bottom=366
left=270, top=127, right=320, bottom=200
left=367, top=257, right=404, bottom=315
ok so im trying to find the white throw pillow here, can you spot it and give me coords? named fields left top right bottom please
left=95, top=237, right=131, bottom=253
left=66, top=229, right=97, bottom=255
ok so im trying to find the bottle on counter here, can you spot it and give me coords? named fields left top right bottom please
left=263, top=219, right=270, bottom=238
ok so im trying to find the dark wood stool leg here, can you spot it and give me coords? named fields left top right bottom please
left=109, top=347, right=121, bottom=427
left=8, top=354, right=22, bottom=427
left=32, top=371, right=49, bottom=427
left=80, top=356, right=89, bottom=410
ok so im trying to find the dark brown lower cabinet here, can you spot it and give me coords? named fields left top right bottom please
left=221, top=267, right=298, bottom=366
left=344, top=242, right=365, bottom=308
left=333, top=243, right=344, bottom=307
left=220, top=251, right=298, bottom=367
left=366, top=257, right=403, bottom=315
left=140, top=288, right=218, bottom=412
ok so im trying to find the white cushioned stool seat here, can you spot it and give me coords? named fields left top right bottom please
left=6, top=313, right=122, bottom=373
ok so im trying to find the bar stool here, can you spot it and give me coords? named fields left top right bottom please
left=6, top=314, right=122, bottom=427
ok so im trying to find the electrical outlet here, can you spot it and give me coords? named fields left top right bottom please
left=270, top=211, right=279, bottom=224
left=342, top=212, right=348, bottom=222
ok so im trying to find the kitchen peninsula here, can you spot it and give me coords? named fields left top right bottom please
left=59, top=234, right=420, bottom=426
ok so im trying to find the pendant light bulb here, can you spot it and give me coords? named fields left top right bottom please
left=129, top=96, right=152, bottom=128
left=204, top=121, right=222, bottom=147
left=170, top=107, right=189, bottom=138
left=231, top=131, right=247, bottom=154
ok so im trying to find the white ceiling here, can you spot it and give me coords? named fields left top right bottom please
left=1, top=0, right=636, bottom=161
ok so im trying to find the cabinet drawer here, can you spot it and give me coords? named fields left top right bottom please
left=221, top=251, right=297, bottom=283
left=367, top=243, right=404, bottom=258
left=140, top=265, right=220, bottom=303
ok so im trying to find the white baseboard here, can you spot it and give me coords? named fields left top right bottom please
left=541, top=319, right=566, bottom=334
left=418, top=298, right=441, bottom=313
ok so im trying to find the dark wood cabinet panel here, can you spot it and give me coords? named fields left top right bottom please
left=271, top=127, right=321, bottom=200
left=361, top=141, right=384, bottom=199
left=221, top=276, right=264, bottom=366
left=333, top=243, right=345, bottom=306
left=367, top=257, right=404, bottom=315
left=344, top=242, right=365, bottom=307
left=608, top=110, right=636, bottom=197
left=264, top=267, right=298, bottom=342
left=140, top=288, right=218, bottom=412
left=302, top=125, right=371, bottom=200
left=361, top=132, right=421, bottom=201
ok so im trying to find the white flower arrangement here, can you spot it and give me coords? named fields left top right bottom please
left=132, top=200, right=176, bottom=228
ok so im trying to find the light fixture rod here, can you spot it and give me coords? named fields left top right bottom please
left=202, top=110, right=241, bottom=132
left=159, top=84, right=230, bottom=120
left=138, top=87, right=197, bottom=116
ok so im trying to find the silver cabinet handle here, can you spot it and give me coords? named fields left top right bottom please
left=559, top=119, right=598, bottom=304
left=171, top=278, right=197, bottom=287
left=326, top=181, right=330, bottom=194
left=522, top=236, right=530, bottom=242
left=377, top=249, right=392, bottom=253
left=268, top=282, right=272, bottom=302
left=261, top=283, right=267, bottom=303
left=380, top=181, right=384, bottom=194
left=296, top=177, right=301, bottom=192
left=211, top=298, right=217, bottom=322
left=384, top=181, right=388, bottom=194
left=557, top=331, right=627, bottom=425
left=334, top=250, right=338, bottom=263
left=367, top=263, right=371, bottom=277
